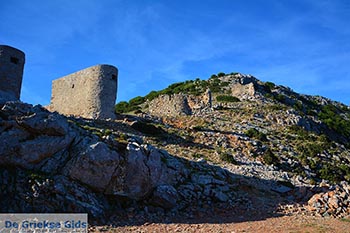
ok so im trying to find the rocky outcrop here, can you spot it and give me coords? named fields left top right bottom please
left=0, top=101, right=241, bottom=219
left=217, top=73, right=258, bottom=100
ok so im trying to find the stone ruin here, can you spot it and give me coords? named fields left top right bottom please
left=220, top=73, right=258, bottom=98
left=0, top=45, right=118, bottom=119
left=48, top=65, right=118, bottom=119
left=0, top=45, right=25, bottom=103
left=148, top=89, right=212, bottom=117
left=147, top=74, right=263, bottom=118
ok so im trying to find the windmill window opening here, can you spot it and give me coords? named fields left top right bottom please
left=10, top=57, right=19, bottom=64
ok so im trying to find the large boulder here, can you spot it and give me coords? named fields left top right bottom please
left=107, top=142, right=171, bottom=199
left=64, top=140, right=121, bottom=193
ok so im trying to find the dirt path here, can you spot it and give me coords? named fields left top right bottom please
left=90, top=215, right=350, bottom=232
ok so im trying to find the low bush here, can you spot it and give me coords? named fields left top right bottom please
left=217, top=72, right=226, bottom=77
left=265, top=81, right=276, bottom=90
left=219, top=153, right=238, bottom=165
left=318, top=104, right=350, bottom=138
left=129, top=96, right=145, bottom=106
left=245, top=128, right=268, bottom=141
left=216, top=95, right=240, bottom=103
left=262, top=149, right=279, bottom=165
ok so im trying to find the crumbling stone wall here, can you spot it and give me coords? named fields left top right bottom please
left=231, top=82, right=256, bottom=97
left=48, top=64, right=118, bottom=119
left=148, top=94, right=192, bottom=117
left=148, top=90, right=212, bottom=117
left=0, top=45, right=25, bottom=103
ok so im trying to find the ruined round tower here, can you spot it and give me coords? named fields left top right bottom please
left=48, top=64, right=118, bottom=119
left=0, top=45, right=25, bottom=102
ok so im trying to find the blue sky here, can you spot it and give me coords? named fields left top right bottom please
left=1, top=0, right=350, bottom=105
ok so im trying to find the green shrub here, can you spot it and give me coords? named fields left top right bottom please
left=288, top=125, right=309, bottom=139
left=318, top=163, right=340, bottom=183
left=274, top=94, right=285, bottom=103
left=216, top=95, right=240, bottom=103
left=129, top=96, right=145, bottom=106
left=245, top=128, right=268, bottom=141
left=296, top=142, right=325, bottom=158
left=115, top=101, right=130, bottom=113
left=318, top=104, right=350, bottom=138
left=220, top=81, right=229, bottom=87
left=116, top=133, right=128, bottom=143
left=298, top=96, right=319, bottom=110
left=104, top=129, right=112, bottom=136
left=145, top=91, right=160, bottom=101
left=219, top=153, right=238, bottom=164
left=264, top=81, right=276, bottom=93
left=115, top=101, right=141, bottom=114
left=264, top=93, right=273, bottom=99
left=210, top=85, right=221, bottom=93
left=262, top=149, right=279, bottom=165
left=265, top=81, right=276, bottom=90
left=217, top=72, right=226, bottom=77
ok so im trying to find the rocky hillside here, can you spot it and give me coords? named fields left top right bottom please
left=117, top=72, right=350, bottom=185
left=115, top=72, right=350, bottom=218
left=0, top=101, right=293, bottom=225
left=1, top=72, right=350, bottom=226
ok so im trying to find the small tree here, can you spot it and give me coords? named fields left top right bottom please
left=217, top=72, right=226, bottom=77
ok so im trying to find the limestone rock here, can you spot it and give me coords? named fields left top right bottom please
left=64, top=140, right=121, bottom=192
left=150, top=185, right=178, bottom=209
left=0, top=103, right=75, bottom=170
left=16, top=111, right=70, bottom=136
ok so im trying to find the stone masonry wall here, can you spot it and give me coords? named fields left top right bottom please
left=48, top=64, right=118, bottom=119
left=148, top=94, right=192, bottom=117
left=148, top=91, right=212, bottom=117
left=0, top=45, right=25, bottom=103
left=231, top=82, right=256, bottom=98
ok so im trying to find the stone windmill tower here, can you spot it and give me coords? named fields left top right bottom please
left=48, top=64, right=118, bottom=119
left=0, top=45, right=25, bottom=103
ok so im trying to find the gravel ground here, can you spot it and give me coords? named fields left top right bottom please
left=90, top=215, right=350, bottom=233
